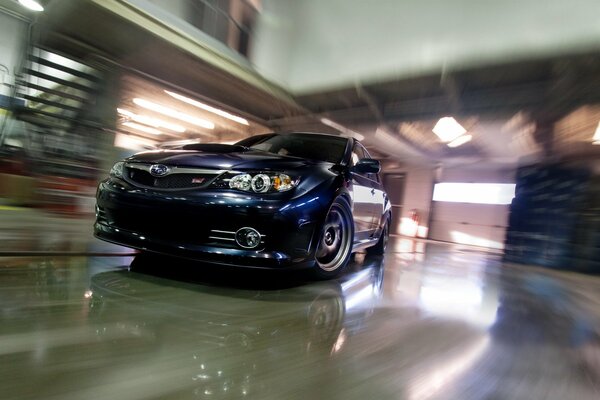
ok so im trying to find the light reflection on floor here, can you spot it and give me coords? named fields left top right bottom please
left=0, top=238, right=599, bottom=399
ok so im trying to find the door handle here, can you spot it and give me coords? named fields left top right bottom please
left=371, top=189, right=375, bottom=195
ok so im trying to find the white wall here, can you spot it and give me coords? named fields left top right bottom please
left=252, top=0, right=600, bottom=93
left=384, top=164, right=516, bottom=248
left=250, top=0, right=302, bottom=86
left=0, top=12, right=27, bottom=97
left=147, top=0, right=189, bottom=18
left=123, top=0, right=251, bottom=66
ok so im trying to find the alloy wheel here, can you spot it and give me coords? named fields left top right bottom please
left=316, top=203, right=352, bottom=272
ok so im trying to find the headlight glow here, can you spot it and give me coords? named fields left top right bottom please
left=272, top=175, right=294, bottom=191
left=251, top=174, right=270, bottom=193
left=110, top=162, right=124, bottom=178
left=224, top=172, right=297, bottom=193
left=229, top=174, right=252, bottom=191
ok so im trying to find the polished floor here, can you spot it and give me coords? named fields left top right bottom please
left=1, top=237, right=600, bottom=399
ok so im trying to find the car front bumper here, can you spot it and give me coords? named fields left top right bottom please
left=94, top=179, right=328, bottom=268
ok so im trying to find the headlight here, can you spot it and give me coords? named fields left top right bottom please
left=215, top=172, right=298, bottom=193
left=229, top=174, right=252, bottom=191
left=110, top=162, right=124, bottom=178
left=251, top=174, right=270, bottom=193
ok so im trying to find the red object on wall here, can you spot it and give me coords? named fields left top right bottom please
left=410, top=209, right=419, bottom=224
left=409, top=209, right=420, bottom=237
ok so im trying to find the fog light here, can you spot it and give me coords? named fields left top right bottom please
left=235, top=227, right=261, bottom=249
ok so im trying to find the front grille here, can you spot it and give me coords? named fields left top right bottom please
left=124, top=166, right=216, bottom=190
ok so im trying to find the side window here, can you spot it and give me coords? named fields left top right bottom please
left=351, top=142, right=366, bottom=167
left=354, top=143, right=379, bottom=182
left=358, top=144, right=371, bottom=160
left=364, top=147, right=380, bottom=182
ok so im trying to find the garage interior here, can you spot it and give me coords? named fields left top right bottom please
left=1, top=0, right=600, bottom=399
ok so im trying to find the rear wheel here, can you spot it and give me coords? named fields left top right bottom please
left=313, top=197, right=354, bottom=279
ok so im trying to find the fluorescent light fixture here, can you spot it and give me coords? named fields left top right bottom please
left=165, top=91, right=249, bottom=126
left=117, top=108, right=185, bottom=133
left=320, top=118, right=365, bottom=141
left=123, top=122, right=162, bottom=135
left=320, top=118, right=345, bottom=131
left=18, top=0, right=44, bottom=11
left=133, top=98, right=214, bottom=129
left=447, top=134, right=472, bottom=148
left=114, top=133, right=156, bottom=151
left=593, top=122, right=600, bottom=144
left=432, top=117, right=467, bottom=142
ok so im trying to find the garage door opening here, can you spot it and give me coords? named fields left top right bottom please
left=430, top=182, right=515, bottom=249
left=432, top=183, right=516, bottom=205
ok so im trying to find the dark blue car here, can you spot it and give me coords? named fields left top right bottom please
left=95, top=132, right=390, bottom=278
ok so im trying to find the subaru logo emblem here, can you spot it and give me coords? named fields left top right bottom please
left=149, top=164, right=170, bottom=177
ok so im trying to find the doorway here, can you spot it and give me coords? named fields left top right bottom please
left=383, top=174, right=406, bottom=234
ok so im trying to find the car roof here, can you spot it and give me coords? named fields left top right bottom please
left=275, top=131, right=350, bottom=138
left=268, top=132, right=356, bottom=144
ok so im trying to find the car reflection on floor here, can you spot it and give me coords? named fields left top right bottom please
left=87, top=254, right=385, bottom=398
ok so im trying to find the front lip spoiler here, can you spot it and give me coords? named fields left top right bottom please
left=94, top=222, right=314, bottom=270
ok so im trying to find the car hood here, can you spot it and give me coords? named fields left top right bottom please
left=126, top=148, right=318, bottom=171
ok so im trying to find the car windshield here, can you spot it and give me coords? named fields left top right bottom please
left=236, top=134, right=348, bottom=163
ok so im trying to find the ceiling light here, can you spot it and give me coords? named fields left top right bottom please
left=117, top=108, right=185, bottom=133
left=447, top=134, right=472, bottom=148
left=133, top=98, right=214, bottom=129
left=593, top=122, right=600, bottom=144
left=114, top=133, right=156, bottom=150
left=320, top=118, right=345, bottom=131
left=18, top=0, right=44, bottom=12
left=123, top=122, right=162, bottom=135
left=433, top=117, right=467, bottom=142
left=320, top=118, right=365, bottom=141
left=165, top=91, right=249, bottom=126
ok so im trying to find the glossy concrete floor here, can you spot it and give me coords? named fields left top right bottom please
left=1, top=238, right=600, bottom=400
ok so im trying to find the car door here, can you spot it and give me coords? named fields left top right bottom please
left=361, top=146, right=387, bottom=231
left=350, top=142, right=377, bottom=240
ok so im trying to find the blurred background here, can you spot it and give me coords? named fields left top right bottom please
left=0, top=0, right=599, bottom=272
left=2, top=2, right=600, bottom=399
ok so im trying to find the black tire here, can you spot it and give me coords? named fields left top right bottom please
left=367, top=216, right=390, bottom=255
left=306, top=287, right=345, bottom=350
left=312, top=197, right=354, bottom=279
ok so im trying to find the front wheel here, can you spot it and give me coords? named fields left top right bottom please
left=312, top=197, right=354, bottom=279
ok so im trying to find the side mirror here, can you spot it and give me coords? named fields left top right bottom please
left=352, top=158, right=381, bottom=174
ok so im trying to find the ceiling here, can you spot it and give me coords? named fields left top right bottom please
left=29, top=0, right=305, bottom=124
left=270, top=54, right=600, bottom=167
left=8, top=0, right=600, bottom=168
left=0, top=0, right=38, bottom=21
